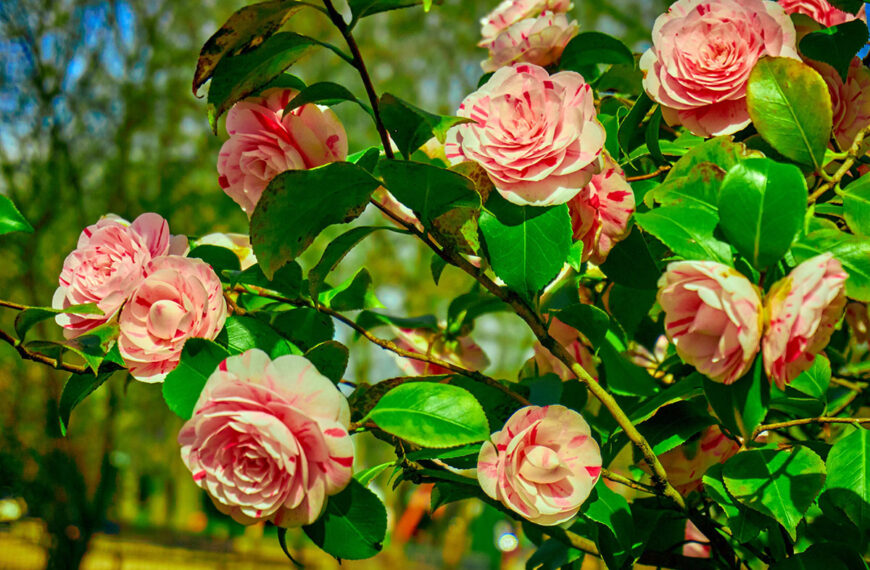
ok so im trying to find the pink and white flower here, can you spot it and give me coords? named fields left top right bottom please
left=179, top=350, right=353, bottom=527
left=567, top=154, right=635, bottom=265
left=217, top=88, right=348, bottom=215
left=446, top=63, right=605, bottom=206
left=118, top=256, right=227, bottom=382
left=640, top=0, right=799, bottom=137
left=479, top=0, right=573, bottom=46
left=52, top=213, right=187, bottom=338
left=391, top=327, right=490, bottom=376
left=656, top=425, right=739, bottom=495
left=529, top=316, right=598, bottom=381
left=809, top=58, right=870, bottom=149
left=477, top=405, right=601, bottom=525
left=779, top=0, right=866, bottom=27
left=481, top=11, right=579, bottom=72
left=763, top=253, right=848, bottom=388
left=658, top=261, right=764, bottom=385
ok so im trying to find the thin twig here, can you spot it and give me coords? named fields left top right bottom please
left=808, top=124, right=870, bottom=203
left=601, top=468, right=658, bottom=494
left=230, top=286, right=530, bottom=407
left=0, top=299, right=27, bottom=311
left=626, top=165, right=671, bottom=182
left=752, top=417, right=870, bottom=440
left=0, top=328, right=87, bottom=374
left=831, top=376, right=866, bottom=392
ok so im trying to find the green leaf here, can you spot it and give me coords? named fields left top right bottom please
left=770, top=546, right=849, bottom=570
left=192, top=0, right=309, bottom=94
left=479, top=196, right=572, bottom=300
left=636, top=401, right=716, bottom=455
left=583, top=484, right=634, bottom=544
left=366, top=382, right=490, bottom=448
left=188, top=245, right=241, bottom=275
left=250, top=162, right=380, bottom=278
left=0, top=195, right=33, bottom=235
left=559, top=32, right=633, bottom=70
left=431, top=253, right=448, bottom=285
left=271, top=308, right=334, bottom=352
left=229, top=261, right=302, bottom=299
left=665, top=136, right=762, bottom=182
left=703, top=357, right=769, bottom=441
left=347, top=0, right=437, bottom=27
left=207, top=32, right=318, bottom=131
left=304, top=340, right=349, bottom=385
left=354, top=462, right=394, bottom=486
left=843, top=175, right=870, bottom=236
left=551, top=303, right=610, bottom=348
left=318, top=268, right=383, bottom=311
left=746, top=57, right=833, bottom=170
left=598, top=227, right=660, bottom=289
left=788, top=354, right=831, bottom=400
left=702, top=463, right=769, bottom=543
left=723, top=446, right=826, bottom=539
left=378, top=159, right=480, bottom=225
left=617, top=92, right=654, bottom=156
left=379, top=93, right=472, bottom=158
left=63, top=322, right=120, bottom=373
left=303, top=479, right=387, bottom=560
left=792, top=228, right=870, bottom=301
left=309, top=226, right=402, bottom=297
left=718, top=158, right=808, bottom=269
left=223, top=315, right=299, bottom=358
left=645, top=105, right=667, bottom=166
left=162, top=339, right=230, bottom=420
left=284, top=81, right=374, bottom=116
left=599, top=334, right=658, bottom=397
left=58, top=371, right=114, bottom=436
left=824, top=427, right=870, bottom=531
left=627, top=374, right=704, bottom=425
left=634, top=205, right=732, bottom=264
left=644, top=162, right=725, bottom=211
left=13, top=303, right=102, bottom=341
left=800, top=20, right=869, bottom=81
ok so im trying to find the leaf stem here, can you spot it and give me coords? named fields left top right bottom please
left=0, top=298, right=27, bottom=311
left=808, top=124, right=870, bottom=203
left=626, top=165, right=671, bottom=182
left=0, top=328, right=88, bottom=374
left=321, top=0, right=395, bottom=160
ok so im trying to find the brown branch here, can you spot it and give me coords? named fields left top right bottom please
left=0, top=298, right=27, bottom=311
left=752, top=417, right=870, bottom=440
left=809, top=124, right=870, bottom=203
left=626, top=165, right=671, bottom=182
left=601, top=468, right=658, bottom=495
left=230, top=286, right=530, bottom=407
left=0, top=328, right=87, bottom=374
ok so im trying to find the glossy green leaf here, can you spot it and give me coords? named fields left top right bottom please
left=599, top=335, right=658, bottom=397
left=800, top=20, right=869, bottom=81
left=354, top=462, right=394, bottom=487
left=378, top=159, right=480, bottom=225
left=228, top=261, right=302, bottom=299
left=379, top=93, right=472, bottom=158
left=271, top=308, right=334, bottom=352
left=13, top=303, right=101, bottom=341
left=0, top=195, right=33, bottom=235
left=192, top=0, right=309, bottom=94
left=552, top=303, right=610, bottom=348
left=636, top=401, right=716, bottom=455
left=58, top=370, right=114, bottom=436
left=250, top=162, right=380, bottom=278
left=634, top=205, right=731, bottom=264
left=825, top=427, right=870, bottom=531
left=304, top=340, right=349, bottom=385
left=207, top=32, right=318, bottom=131
left=479, top=196, right=571, bottom=300
left=63, top=322, right=120, bottom=373
left=843, top=175, right=870, bottom=236
left=188, top=244, right=241, bottom=275
left=702, top=463, right=769, bottom=543
left=703, top=357, right=769, bottom=441
left=617, top=92, right=653, bottom=156
left=284, top=81, right=373, bottom=116
left=746, top=57, right=832, bottom=170
left=366, top=382, right=489, bottom=448
left=788, top=354, right=831, bottom=400
left=718, top=158, right=808, bottom=269
left=792, top=229, right=870, bottom=301
left=309, top=226, right=403, bottom=297
left=598, top=228, right=660, bottom=289
left=303, top=479, right=387, bottom=560
left=644, top=162, right=725, bottom=211
left=627, top=374, right=704, bottom=425
left=559, top=32, right=633, bottom=70
left=223, top=315, right=300, bottom=358
left=723, top=446, right=826, bottom=539
left=318, top=268, right=382, bottom=311
left=665, top=136, right=762, bottom=181
left=583, top=485, right=634, bottom=546
left=162, top=339, right=230, bottom=420
left=347, top=0, right=438, bottom=27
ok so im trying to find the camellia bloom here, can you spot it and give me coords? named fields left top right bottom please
left=683, top=521, right=712, bottom=558
left=763, top=253, right=848, bottom=388
left=640, top=0, right=799, bottom=137
left=529, top=316, right=598, bottom=381
left=391, top=327, right=490, bottom=376
left=196, top=232, right=258, bottom=270
left=479, top=0, right=573, bottom=46
left=779, top=0, right=866, bottom=27
left=52, top=213, right=188, bottom=338
left=118, top=256, right=227, bottom=382
left=655, top=425, right=739, bottom=495
left=658, top=261, right=764, bottom=385
left=477, top=405, right=601, bottom=525
left=809, top=58, right=870, bottom=149
left=179, top=350, right=353, bottom=527
left=217, top=88, right=348, bottom=215
left=567, top=154, right=636, bottom=264
left=481, top=12, right=579, bottom=72
left=446, top=63, right=605, bottom=206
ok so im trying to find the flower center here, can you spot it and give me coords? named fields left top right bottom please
left=519, top=445, right=568, bottom=484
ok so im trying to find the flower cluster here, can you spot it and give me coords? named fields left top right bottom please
left=658, top=254, right=848, bottom=388
left=480, top=6, right=578, bottom=72
left=54, top=213, right=226, bottom=382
